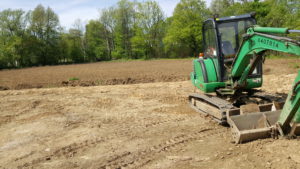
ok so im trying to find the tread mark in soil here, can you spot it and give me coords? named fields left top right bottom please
left=99, top=126, right=225, bottom=169
left=17, top=115, right=201, bottom=168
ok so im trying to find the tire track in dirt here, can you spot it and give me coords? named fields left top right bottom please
left=16, top=114, right=202, bottom=168
left=98, top=126, right=225, bottom=169
left=0, top=101, right=41, bottom=126
left=0, top=100, right=63, bottom=127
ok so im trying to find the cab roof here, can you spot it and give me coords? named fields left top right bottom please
left=215, top=12, right=256, bottom=22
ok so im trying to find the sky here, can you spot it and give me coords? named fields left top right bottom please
left=0, top=0, right=212, bottom=29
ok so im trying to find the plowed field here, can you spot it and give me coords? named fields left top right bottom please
left=0, top=58, right=298, bottom=90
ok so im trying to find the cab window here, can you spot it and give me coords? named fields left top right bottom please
left=218, top=19, right=255, bottom=59
left=203, top=21, right=217, bottom=57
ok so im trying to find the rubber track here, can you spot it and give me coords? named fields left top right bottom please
left=188, top=93, right=234, bottom=123
left=188, top=91, right=286, bottom=123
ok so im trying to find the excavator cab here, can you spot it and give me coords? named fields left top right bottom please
left=192, top=13, right=263, bottom=93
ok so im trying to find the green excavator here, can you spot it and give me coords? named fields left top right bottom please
left=189, top=13, right=300, bottom=143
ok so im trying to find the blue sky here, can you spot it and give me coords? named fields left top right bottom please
left=0, top=0, right=212, bottom=29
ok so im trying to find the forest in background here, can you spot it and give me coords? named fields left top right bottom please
left=0, top=0, right=299, bottom=69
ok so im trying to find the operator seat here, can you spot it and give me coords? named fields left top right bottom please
left=222, top=41, right=235, bottom=58
left=222, top=41, right=236, bottom=80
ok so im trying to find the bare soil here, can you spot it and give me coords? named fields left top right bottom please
left=0, top=59, right=192, bottom=90
left=0, top=58, right=299, bottom=90
left=0, top=58, right=300, bottom=169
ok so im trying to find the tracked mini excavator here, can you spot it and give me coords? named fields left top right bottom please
left=189, top=13, right=300, bottom=143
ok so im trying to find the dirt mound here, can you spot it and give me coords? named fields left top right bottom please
left=14, top=83, right=43, bottom=90
left=0, top=86, right=9, bottom=91
left=61, top=80, right=96, bottom=87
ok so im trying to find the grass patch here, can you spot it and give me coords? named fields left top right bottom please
left=69, top=77, right=80, bottom=81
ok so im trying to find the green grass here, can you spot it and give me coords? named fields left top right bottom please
left=69, top=77, right=80, bottom=81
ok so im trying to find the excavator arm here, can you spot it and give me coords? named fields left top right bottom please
left=226, top=26, right=300, bottom=143
left=277, top=71, right=300, bottom=136
left=230, top=26, right=300, bottom=89
left=228, top=71, right=300, bottom=143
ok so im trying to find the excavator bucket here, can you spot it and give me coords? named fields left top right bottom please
left=228, top=71, right=300, bottom=143
left=227, top=102, right=284, bottom=143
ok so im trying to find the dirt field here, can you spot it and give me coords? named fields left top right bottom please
left=1, top=58, right=300, bottom=169
left=0, top=58, right=299, bottom=90
left=0, top=59, right=192, bottom=90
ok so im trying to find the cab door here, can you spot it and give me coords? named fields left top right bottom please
left=202, top=20, right=221, bottom=82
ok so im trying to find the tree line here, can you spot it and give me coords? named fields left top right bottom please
left=0, top=0, right=299, bottom=69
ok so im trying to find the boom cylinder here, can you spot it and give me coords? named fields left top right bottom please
left=254, top=27, right=300, bottom=34
left=253, top=26, right=289, bottom=34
